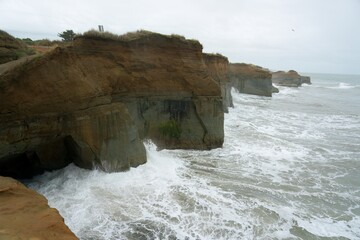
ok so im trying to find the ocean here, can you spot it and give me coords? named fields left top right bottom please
left=27, top=73, right=360, bottom=240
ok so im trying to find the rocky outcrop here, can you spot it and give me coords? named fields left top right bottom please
left=272, top=85, right=279, bottom=93
left=0, top=176, right=78, bottom=239
left=0, top=30, right=35, bottom=64
left=0, top=30, right=223, bottom=177
left=300, top=75, right=312, bottom=85
left=203, top=53, right=233, bottom=112
left=272, top=70, right=311, bottom=87
left=272, top=70, right=301, bottom=87
left=229, top=63, right=273, bottom=97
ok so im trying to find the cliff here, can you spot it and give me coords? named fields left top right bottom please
left=300, top=75, right=312, bottom=85
left=0, top=176, right=78, bottom=239
left=229, top=63, right=273, bottom=97
left=272, top=70, right=311, bottom=87
left=203, top=53, right=233, bottom=112
left=0, top=30, right=224, bottom=177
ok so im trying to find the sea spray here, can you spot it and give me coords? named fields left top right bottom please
left=28, top=73, right=360, bottom=239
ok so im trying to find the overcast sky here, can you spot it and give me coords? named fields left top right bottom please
left=1, top=0, right=359, bottom=74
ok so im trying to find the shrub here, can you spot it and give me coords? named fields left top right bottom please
left=77, top=29, right=200, bottom=44
left=159, top=120, right=182, bottom=139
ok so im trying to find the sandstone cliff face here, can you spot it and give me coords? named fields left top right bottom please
left=0, top=32, right=223, bottom=177
left=229, top=63, right=273, bottom=97
left=0, top=176, right=78, bottom=239
left=203, top=53, right=233, bottom=112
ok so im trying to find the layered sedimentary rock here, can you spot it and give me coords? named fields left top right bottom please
left=0, top=176, right=78, bottom=239
left=0, top=31, right=224, bottom=177
left=229, top=63, right=273, bottom=97
left=203, top=53, right=233, bottom=112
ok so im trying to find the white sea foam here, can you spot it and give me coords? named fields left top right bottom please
left=28, top=74, right=360, bottom=239
left=326, top=82, right=359, bottom=89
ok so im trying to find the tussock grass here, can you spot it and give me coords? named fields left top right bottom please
left=76, top=29, right=199, bottom=44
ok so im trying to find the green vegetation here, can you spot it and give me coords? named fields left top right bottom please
left=58, top=30, right=75, bottom=42
left=78, top=29, right=158, bottom=41
left=76, top=29, right=199, bottom=44
left=17, top=38, right=62, bottom=47
left=0, top=30, right=36, bottom=64
left=204, top=52, right=226, bottom=58
left=159, top=120, right=182, bottom=139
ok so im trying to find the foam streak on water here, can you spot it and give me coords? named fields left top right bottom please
left=28, top=73, right=360, bottom=240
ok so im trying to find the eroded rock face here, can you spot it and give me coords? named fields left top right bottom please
left=0, top=103, right=146, bottom=177
left=272, top=70, right=311, bottom=87
left=0, top=176, right=78, bottom=240
left=271, top=70, right=301, bottom=87
left=203, top=53, right=233, bottom=112
left=300, top=75, right=312, bottom=85
left=229, top=63, right=273, bottom=97
left=0, top=32, right=224, bottom=176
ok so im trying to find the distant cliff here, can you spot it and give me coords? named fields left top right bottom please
left=203, top=53, right=233, bottom=112
left=272, top=70, right=311, bottom=87
left=0, top=30, right=224, bottom=177
left=229, top=63, right=274, bottom=97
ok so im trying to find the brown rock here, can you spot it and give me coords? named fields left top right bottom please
left=0, top=176, right=78, bottom=240
left=0, top=30, right=223, bottom=176
left=271, top=70, right=302, bottom=87
left=300, top=75, right=312, bottom=85
left=203, top=53, right=233, bottom=112
left=229, top=63, right=273, bottom=97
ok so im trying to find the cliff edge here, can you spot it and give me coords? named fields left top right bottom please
left=229, top=63, right=273, bottom=97
left=0, top=30, right=224, bottom=177
left=0, top=176, right=78, bottom=239
left=203, top=53, right=233, bottom=112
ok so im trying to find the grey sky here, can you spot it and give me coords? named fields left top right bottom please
left=1, top=0, right=359, bottom=74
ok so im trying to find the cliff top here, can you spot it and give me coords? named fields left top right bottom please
left=203, top=52, right=228, bottom=61
left=75, top=29, right=202, bottom=47
left=229, top=63, right=271, bottom=79
left=272, top=70, right=300, bottom=77
left=0, top=30, right=220, bottom=115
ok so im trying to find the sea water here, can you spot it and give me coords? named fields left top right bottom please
left=27, top=73, right=360, bottom=240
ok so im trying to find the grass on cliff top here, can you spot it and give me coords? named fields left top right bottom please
left=0, top=30, right=36, bottom=64
left=232, top=62, right=269, bottom=71
left=76, top=29, right=199, bottom=44
left=203, top=52, right=228, bottom=61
